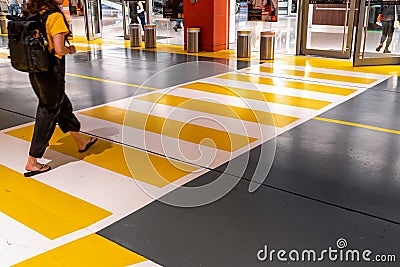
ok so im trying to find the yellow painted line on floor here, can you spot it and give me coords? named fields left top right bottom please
left=0, top=164, right=111, bottom=240
left=136, top=92, right=299, bottom=128
left=255, top=66, right=377, bottom=84
left=217, top=73, right=357, bottom=96
left=181, top=82, right=332, bottom=110
left=313, top=117, right=400, bottom=135
left=13, top=234, right=146, bottom=267
left=6, top=126, right=198, bottom=188
left=80, top=106, right=257, bottom=152
left=74, top=45, right=100, bottom=52
left=65, top=73, right=158, bottom=91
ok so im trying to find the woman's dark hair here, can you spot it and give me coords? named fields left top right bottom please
left=23, top=0, right=59, bottom=16
left=23, top=0, right=72, bottom=38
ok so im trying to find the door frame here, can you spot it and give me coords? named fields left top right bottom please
left=353, top=0, right=400, bottom=66
left=83, top=0, right=102, bottom=41
left=297, top=0, right=356, bottom=58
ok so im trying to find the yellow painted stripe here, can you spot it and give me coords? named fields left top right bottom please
left=313, top=117, right=400, bottom=135
left=256, top=66, right=377, bottom=84
left=136, top=92, right=299, bottom=128
left=217, top=73, right=357, bottom=96
left=80, top=106, right=257, bottom=152
left=65, top=73, right=158, bottom=91
left=6, top=126, right=198, bottom=188
left=181, top=82, right=332, bottom=110
left=276, top=56, right=400, bottom=76
left=13, top=234, right=146, bottom=266
left=0, top=164, right=111, bottom=239
left=74, top=45, right=99, bottom=52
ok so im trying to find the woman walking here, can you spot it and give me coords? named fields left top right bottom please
left=23, top=0, right=97, bottom=177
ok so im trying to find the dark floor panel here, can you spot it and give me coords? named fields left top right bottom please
left=321, top=77, right=400, bottom=130
left=99, top=170, right=400, bottom=267
left=215, top=117, right=400, bottom=223
left=0, top=108, right=33, bottom=130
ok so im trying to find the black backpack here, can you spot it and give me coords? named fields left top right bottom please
left=7, top=9, right=66, bottom=73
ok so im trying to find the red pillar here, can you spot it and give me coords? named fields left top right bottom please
left=183, top=0, right=229, bottom=52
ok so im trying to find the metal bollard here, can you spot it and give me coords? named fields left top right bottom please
left=129, top=24, right=142, bottom=47
left=0, top=14, right=7, bottom=34
left=187, top=27, right=200, bottom=53
left=260, top=31, right=275, bottom=60
left=237, top=30, right=252, bottom=58
left=144, top=24, right=156, bottom=48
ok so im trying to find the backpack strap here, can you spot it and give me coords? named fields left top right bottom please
left=40, top=8, right=71, bottom=47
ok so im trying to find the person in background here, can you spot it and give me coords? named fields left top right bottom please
left=172, top=0, right=183, bottom=31
left=8, top=0, right=21, bottom=16
left=173, top=18, right=183, bottom=31
left=137, top=0, right=146, bottom=30
left=376, top=4, right=400, bottom=53
left=23, top=0, right=97, bottom=177
left=129, top=0, right=138, bottom=24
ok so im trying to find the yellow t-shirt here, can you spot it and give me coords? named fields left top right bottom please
left=45, top=12, right=69, bottom=58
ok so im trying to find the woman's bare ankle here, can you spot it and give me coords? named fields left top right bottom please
left=26, top=156, right=39, bottom=171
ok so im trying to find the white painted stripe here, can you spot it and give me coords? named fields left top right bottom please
left=203, top=77, right=347, bottom=102
left=109, top=98, right=274, bottom=139
left=77, top=114, right=235, bottom=169
left=165, top=87, right=317, bottom=118
left=240, top=68, right=373, bottom=89
left=127, top=261, right=163, bottom=267
left=258, top=62, right=389, bottom=80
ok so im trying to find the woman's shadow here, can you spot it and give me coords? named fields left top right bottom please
left=43, top=127, right=119, bottom=170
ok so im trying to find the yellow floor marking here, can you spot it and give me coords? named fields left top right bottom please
left=181, top=82, right=332, bottom=110
left=74, top=45, right=99, bottom=52
left=255, top=66, right=377, bottom=84
left=66, top=36, right=400, bottom=76
left=6, top=126, right=198, bottom=188
left=80, top=106, right=257, bottom=152
left=71, top=36, right=124, bottom=46
left=65, top=73, right=158, bottom=91
left=0, top=164, right=111, bottom=240
left=136, top=92, right=299, bottom=128
left=277, top=56, right=400, bottom=76
left=217, top=73, right=357, bottom=96
left=313, top=117, right=400, bottom=135
left=13, top=234, right=146, bottom=267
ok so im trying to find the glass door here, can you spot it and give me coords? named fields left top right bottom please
left=297, top=0, right=356, bottom=58
left=354, top=0, right=400, bottom=66
left=83, top=0, right=102, bottom=40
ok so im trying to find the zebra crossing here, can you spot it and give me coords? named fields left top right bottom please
left=0, top=60, right=389, bottom=266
